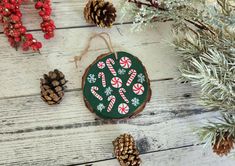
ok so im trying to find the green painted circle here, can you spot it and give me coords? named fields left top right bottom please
left=83, top=51, right=151, bottom=119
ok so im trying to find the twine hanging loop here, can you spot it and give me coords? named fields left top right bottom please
left=73, top=32, right=117, bottom=68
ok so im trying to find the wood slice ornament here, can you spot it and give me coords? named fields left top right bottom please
left=75, top=33, right=151, bottom=119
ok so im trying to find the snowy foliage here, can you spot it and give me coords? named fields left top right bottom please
left=122, top=0, right=235, bottom=156
left=121, top=0, right=235, bottom=111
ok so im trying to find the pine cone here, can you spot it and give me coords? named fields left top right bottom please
left=213, top=132, right=235, bottom=156
left=84, top=0, right=116, bottom=28
left=113, top=134, right=141, bottom=166
left=40, top=69, right=67, bottom=105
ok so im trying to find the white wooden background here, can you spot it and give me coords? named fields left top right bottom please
left=0, top=0, right=234, bottom=165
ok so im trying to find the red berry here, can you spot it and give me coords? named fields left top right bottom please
left=13, top=31, right=20, bottom=37
left=23, top=40, right=33, bottom=47
left=23, top=43, right=29, bottom=48
left=14, top=22, right=22, bottom=28
left=4, top=3, right=14, bottom=10
left=2, top=0, right=8, bottom=3
left=35, top=1, right=43, bottom=9
left=44, top=10, right=51, bottom=16
left=44, top=33, right=51, bottom=39
left=8, top=37, right=14, bottom=43
left=8, top=37, right=15, bottom=47
left=42, top=15, right=50, bottom=21
left=43, top=4, right=50, bottom=10
left=31, top=43, right=40, bottom=51
left=19, top=26, right=26, bottom=34
left=49, top=20, right=54, bottom=25
left=46, top=26, right=53, bottom=32
left=14, top=37, right=21, bottom=42
left=16, top=11, right=22, bottom=17
left=39, top=11, right=45, bottom=17
left=17, top=0, right=22, bottom=4
left=22, top=45, right=29, bottom=51
left=36, top=42, right=42, bottom=49
left=11, top=15, right=20, bottom=22
left=24, top=34, right=33, bottom=40
left=10, top=0, right=16, bottom=4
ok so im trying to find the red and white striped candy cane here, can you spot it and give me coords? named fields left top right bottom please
left=107, top=95, right=116, bottom=112
left=119, top=88, right=129, bottom=103
left=91, top=86, right=103, bottom=101
left=106, top=58, right=117, bottom=76
left=126, top=69, right=137, bottom=86
left=98, top=72, right=106, bottom=87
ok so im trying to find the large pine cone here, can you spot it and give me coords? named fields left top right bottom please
left=84, top=0, right=116, bottom=28
left=40, top=69, right=67, bottom=105
left=113, top=134, right=141, bottom=166
left=213, top=132, right=235, bottom=156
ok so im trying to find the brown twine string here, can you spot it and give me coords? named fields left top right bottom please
left=72, top=32, right=118, bottom=68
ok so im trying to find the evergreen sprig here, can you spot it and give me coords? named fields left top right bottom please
left=200, top=113, right=235, bottom=143
left=172, top=0, right=235, bottom=111
left=121, top=0, right=235, bottom=156
left=121, top=0, right=235, bottom=111
left=199, top=113, right=235, bottom=155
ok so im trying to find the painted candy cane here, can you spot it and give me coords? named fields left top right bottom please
left=91, top=86, right=103, bottom=101
left=126, top=69, right=137, bottom=86
left=107, top=95, right=116, bottom=112
left=119, top=88, right=129, bottom=103
left=98, top=72, right=106, bottom=87
left=106, top=58, right=117, bottom=76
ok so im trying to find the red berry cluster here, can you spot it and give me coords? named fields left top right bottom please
left=35, top=0, right=55, bottom=39
left=0, top=0, right=55, bottom=52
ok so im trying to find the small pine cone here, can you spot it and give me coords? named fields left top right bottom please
left=212, top=132, right=235, bottom=156
left=84, top=0, right=116, bottom=28
left=113, top=133, right=141, bottom=166
left=40, top=69, right=67, bottom=105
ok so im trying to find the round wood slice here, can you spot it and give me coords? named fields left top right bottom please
left=82, top=51, right=151, bottom=119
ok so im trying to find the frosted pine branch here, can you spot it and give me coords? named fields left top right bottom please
left=199, top=113, right=235, bottom=156
left=121, top=0, right=235, bottom=111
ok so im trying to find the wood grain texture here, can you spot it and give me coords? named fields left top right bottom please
left=86, top=145, right=235, bottom=166
left=0, top=0, right=178, bottom=98
left=0, top=79, right=223, bottom=165
left=0, top=23, right=179, bottom=98
left=0, top=0, right=233, bottom=165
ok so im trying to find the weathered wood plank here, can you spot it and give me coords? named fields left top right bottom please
left=0, top=80, right=201, bottom=133
left=1, top=1, right=231, bottom=165
left=85, top=145, right=235, bottom=166
left=0, top=79, right=222, bottom=165
left=0, top=23, right=179, bottom=98
left=0, top=0, right=131, bottom=33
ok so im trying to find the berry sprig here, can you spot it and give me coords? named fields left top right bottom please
left=0, top=0, right=42, bottom=51
left=35, top=0, right=55, bottom=39
left=0, top=0, right=55, bottom=52
left=22, top=33, right=42, bottom=51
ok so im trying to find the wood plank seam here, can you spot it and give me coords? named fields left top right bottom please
left=0, top=78, right=173, bottom=101
left=0, top=22, right=134, bottom=35
left=64, top=143, right=204, bottom=166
